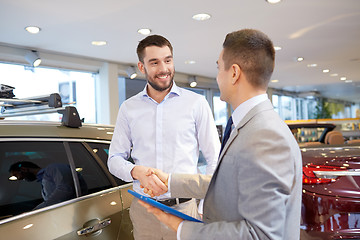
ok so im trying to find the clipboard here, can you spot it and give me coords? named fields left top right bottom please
left=128, top=189, right=203, bottom=223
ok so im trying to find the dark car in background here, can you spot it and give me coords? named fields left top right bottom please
left=288, top=123, right=360, bottom=239
left=0, top=94, right=134, bottom=239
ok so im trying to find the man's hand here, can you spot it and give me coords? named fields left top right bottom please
left=138, top=200, right=183, bottom=232
left=131, top=166, right=168, bottom=197
left=142, top=168, right=169, bottom=197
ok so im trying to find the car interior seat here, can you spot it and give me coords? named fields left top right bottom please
left=347, top=139, right=360, bottom=144
left=324, top=131, right=344, bottom=145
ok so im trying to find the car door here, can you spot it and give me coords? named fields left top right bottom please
left=0, top=139, right=131, bottom=240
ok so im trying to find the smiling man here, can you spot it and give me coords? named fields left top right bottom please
left=108, top=35, right=220, bottom=239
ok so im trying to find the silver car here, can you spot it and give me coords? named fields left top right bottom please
left=0, top=96, right=134, bottom=239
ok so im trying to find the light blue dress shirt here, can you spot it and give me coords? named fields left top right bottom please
left=108, top=82, right=220, bottom=199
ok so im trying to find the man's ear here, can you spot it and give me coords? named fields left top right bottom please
left=231, top=64, right=241, bottom=84
left=138, top=61, right=145, bottom=74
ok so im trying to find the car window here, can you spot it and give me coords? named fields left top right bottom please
left=0, top=141, right=73, bottom=219
left=292, top=127, right=327, bottom=143
left=68, top=142, right=114, bottom=194
left=86, top=142, right=128, bottom=186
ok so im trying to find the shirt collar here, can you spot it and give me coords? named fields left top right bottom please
left=232, top=94, right=268, bottom=128
left=141, top=81, right=180, bottom=102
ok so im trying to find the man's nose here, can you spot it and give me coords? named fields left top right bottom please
left=158, top=62, right=167, bottom=72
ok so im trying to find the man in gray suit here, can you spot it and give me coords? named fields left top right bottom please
left=140, top=29, right=302, bottom=240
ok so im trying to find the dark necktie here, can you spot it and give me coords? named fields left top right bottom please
left=220, top=116, right=233, bottom=154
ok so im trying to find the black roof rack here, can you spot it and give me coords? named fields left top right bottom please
left=0, top=93, right=82, bottom=128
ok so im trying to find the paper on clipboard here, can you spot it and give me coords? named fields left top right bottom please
left=128, top=189, right=203, bottom=223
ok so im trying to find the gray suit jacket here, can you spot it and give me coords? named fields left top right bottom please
left=171, top=100, right=302, bottom=240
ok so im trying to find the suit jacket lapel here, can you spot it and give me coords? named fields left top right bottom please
left=217, top=99, right=274, bottom=163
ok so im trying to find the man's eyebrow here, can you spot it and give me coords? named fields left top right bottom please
left=148, top=58, right=158, bottom=63
left=147, top=55, right=173, bottom=63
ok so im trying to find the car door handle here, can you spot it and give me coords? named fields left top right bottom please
left=77, top=218, right=111, bottom=236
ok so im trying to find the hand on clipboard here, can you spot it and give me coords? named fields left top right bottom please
left=128, top=189, right=203, bottom=232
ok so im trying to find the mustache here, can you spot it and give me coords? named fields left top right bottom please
left=155, top=71, right=172, bottom=78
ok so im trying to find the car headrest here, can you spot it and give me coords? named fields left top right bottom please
left=325, top=131, right=344, bottom=145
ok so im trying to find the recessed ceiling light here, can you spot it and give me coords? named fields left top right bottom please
left=297, top=57, right=304, bottom=62
left=274, top=46, right=282, bottom=51
left=322, top=69, right=330, bottom=73
left=266, top=0, right=282, bottom=4
left=192, top=13, right=211, bottom=21
left=307, top=64, right=317, bottom=67
left=345, top=80, right=353, bottom=83
left=91, top=41, right=107, bottom=46
left=340, top=77, right=347, bottom=81
left=271, top=79, right=279, bottom=83
left=185, top=60, right=196, bottom=64
left=138, top=28, right=151, bottom=35
left=25, top=26, right=41, bottom=34
left=330, top=73, right=338, bottom=77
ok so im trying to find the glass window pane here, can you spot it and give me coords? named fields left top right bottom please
left=272, top=94, right=279, bottom=114
left=280, top=96, right=294, bottom=120
left=213, top=92, right=227, bottom=127
left=0, top=62, right=96, bottom=123
left=68, top=142, right=112, bottom=194
left=0, top=141, right=74, bottom=218
left=86, top=142, right=127, bottom=186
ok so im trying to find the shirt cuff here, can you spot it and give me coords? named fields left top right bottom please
left=167, top=173, right=172, bottom=194
left=176, top=220, right=184, bottom=240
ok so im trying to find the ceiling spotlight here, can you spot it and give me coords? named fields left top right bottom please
left=271, top=79, right=279, bottom=83
left=307, top=64, right=317, bottom=68
left=274, top=46, right=282, bottom=51
left=297, top=57, right=304, bottom=62
left=138, top=28, right=151, bottom=35
left=192, top=13, right=211, bottom=21
left=25, top=50, right=41, bottom=67
left=322, top=69, right=330, bottom=73
left=25, top=26, right=41, bottom=34
left=188, top=76, right=197, bottom=88
left=266, top=0, right=282, bottom=4
left=91, top=41, right=107, bottom=46
left=185, top=60, right=196, bottom=64
left=340, top=77, right=347, bottom=81
left=126, top=66, right=137, bottom=79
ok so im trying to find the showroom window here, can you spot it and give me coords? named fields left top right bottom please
left=0, top=62, right=96, bottom=123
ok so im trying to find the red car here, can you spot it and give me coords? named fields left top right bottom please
left=288, top=123, right=360, bottom=239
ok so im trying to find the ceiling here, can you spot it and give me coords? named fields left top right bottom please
left=0, top=0, right=360, bottom=103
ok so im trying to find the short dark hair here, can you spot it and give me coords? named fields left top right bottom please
left=222, top=29, right=275, bottom=89
left=9, top=161, right=40, bottom=172
left=137, top=35, right=173, bottom=63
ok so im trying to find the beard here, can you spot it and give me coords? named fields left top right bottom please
left=145, top=68, right=174, bottom=92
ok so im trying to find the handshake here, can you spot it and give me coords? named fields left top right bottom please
left=131, top=165, right=169, bottom=197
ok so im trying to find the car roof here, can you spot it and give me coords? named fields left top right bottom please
left=0, top=120, right=114, bottom=141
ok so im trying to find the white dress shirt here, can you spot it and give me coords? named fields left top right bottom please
left=108, top=82, right=220, bottom=199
